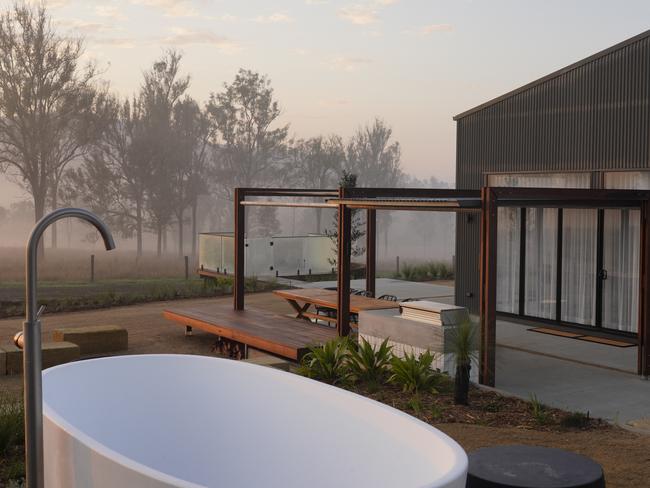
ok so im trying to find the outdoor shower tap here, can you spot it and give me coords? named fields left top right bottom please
left=13, top=208, right=115, bottom=488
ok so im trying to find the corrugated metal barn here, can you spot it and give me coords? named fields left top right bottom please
left=454, top=29, right=650, bottom=336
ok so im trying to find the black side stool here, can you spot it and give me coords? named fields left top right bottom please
left=467, top=445, right=605, bottom=488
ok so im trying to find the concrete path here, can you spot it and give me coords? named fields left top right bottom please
left=497, top=319, right=637, bottom=373
left=496, top=346, right=650, bottom=427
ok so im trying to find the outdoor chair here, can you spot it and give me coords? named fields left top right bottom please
left=354, top=290, right=374, bottom=297
left=378, top=294, right=398, bottom=301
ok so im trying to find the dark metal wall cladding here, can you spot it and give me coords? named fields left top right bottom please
left=454, top=34, right=650, bottom=312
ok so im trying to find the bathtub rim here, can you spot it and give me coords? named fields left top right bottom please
left=43, top=353, right=468, bottom=488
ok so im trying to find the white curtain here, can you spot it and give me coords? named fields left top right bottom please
left=602, top=209, right=639, bottom=332
left=601, top=171, right=648, bottom=332
left=561, top=209, right=597, bottom=325
left=525, top=208, right=558, bottom=319
left=496, top=207, right=520, bottom=313
left=489, top=172, right=590, bottom=318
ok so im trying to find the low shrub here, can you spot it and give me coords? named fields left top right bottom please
left=529, top=393, right=551, bottom=425
left=561, top=410, right=591, bottom=429
left=298, top=337, right=352, bottom=385
left=0, top=395, right=23, bottom=456
left=389, top=350, right=442, bottom=394
left=397, top=261, right=454, bottom=282
left=347, top=337, right=393, bottom=386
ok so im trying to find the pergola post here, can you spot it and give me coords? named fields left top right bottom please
left=337, top=189, right=352, bottom=336
left=366, top=209, right=377, bottom=297
left=234, top=188, right=245, bottom=311
left=639, top=199, right=650, bottom=377
left=479, top=187, right=497, bottom=386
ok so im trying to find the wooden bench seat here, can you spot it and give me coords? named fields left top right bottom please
left=52, top=325, right=128, bottom=356
left=164, top=304, right=337, bottom=361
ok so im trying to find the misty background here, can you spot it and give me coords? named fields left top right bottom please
left=0, top=2, right=454, bottom=274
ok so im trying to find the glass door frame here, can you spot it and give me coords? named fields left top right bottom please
left=499, top=206, right=636, bottom=337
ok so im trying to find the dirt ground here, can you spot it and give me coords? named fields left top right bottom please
left=1, top=292, right=649, bottom=486
left=0, top=293, right=292, bottom=396
left=438, top=423, right=650, bottom=488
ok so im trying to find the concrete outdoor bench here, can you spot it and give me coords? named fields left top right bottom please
left=1, top=341, right=80, bottom=375
left=52, top=325, right=128, bottom=356
left=243, top=354, right=292, bottom=371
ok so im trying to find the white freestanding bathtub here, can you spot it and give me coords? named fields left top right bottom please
left=43, top=354, right=467, bottom=488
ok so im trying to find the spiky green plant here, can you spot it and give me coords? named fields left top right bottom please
left=450, top=319, right=478, bottom=405
left=348, top=337, right=393, bottom=385
left=529, top=393, right=551, bottom=425
left=298, top=337, right=352, bottom=385
left=389, top=350, right=441, bottom=394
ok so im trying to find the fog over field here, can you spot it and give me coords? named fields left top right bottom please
left=2, top=0, right=647, bottom=271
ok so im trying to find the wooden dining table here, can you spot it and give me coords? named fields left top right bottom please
left=273, top=288, right=400, bottom=323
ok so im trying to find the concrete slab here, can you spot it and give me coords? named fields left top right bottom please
left=0, top=347, right=6, bottom=375
left=243, top=354, right=291, bottom=371
left=2, top=341, right=80, bottom=374
left=4, top=343, right=22, bottom=375
left=495, top=346, right=650, bottom=426
left=52, top=325, right=128, bottom=356
left=496, top=319, right=636, bottom=373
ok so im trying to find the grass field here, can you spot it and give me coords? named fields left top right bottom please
left=0, top=246, right=282, bottom=318
left=0, top=247, right=196, bottom=282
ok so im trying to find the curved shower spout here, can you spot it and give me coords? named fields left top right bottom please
left=14, top=208, right=116, bottom=488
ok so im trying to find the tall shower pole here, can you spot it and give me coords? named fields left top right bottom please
left=14, top=208, right=116, bottom=488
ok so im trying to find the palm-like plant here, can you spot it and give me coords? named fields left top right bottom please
left=450, top=319, right=478, bottom=405
left=389, top=350, right=440, bottom=394
left=348, top=337, right=393, bottom=385
left=298, top=337, right=352, bottom=385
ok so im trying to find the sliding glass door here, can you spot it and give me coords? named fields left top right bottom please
left=524, top=208, right=558, bottom=319
left=601, top=209, right=639, bottom=332
left=489, top=172, right=590, bottom=320
left=496, top=207, right=520, bottom=314
left=489, top=170, right=646, bottom=333
left=561, top=209, right=598, bottom=326
left=600, top=171, right=650, bottom=333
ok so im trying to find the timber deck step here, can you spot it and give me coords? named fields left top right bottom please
left=164, top=303, right=337, bottom=361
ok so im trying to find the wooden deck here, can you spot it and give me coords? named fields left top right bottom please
left=164, top=302, right=337, bottom=361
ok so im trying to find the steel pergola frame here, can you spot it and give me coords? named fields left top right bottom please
left=233, top=186, right=650, bottom=387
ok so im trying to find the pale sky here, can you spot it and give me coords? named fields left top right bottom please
left=2, top=0, right=650, bottom=205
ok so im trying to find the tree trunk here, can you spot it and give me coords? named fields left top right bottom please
left=191, top=199, right=198, bottom=256
left=136, top=201, right=143, bottom=258
left=156, top=224, right=162, bottom=256
left=50, top=180, right=59, bottom=249
left=34, top=192, right=46, bottom=260
left=454, top=363, right=471, bottom=405
left=177, top=209, right=184, bottom=257
left=163, top=227, right=168, bottom=254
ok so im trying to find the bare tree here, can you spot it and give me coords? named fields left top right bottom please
left=345, top=118, right=403, bottom=252
left=208, top=69, right=289, bottom=232
left=171, top=97, right=214, bottom=256
left=139, top=50, right=190, bottom=255
left=0, top=3, right=103, bottom=254
left=62, top=96, right=151, bottom=256
left=291, top=135, right=344, bottom=233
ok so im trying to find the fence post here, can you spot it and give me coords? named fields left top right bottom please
left=184, top=255, right=189, bottom=280
left=90, top=254, right=95, bottom=282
